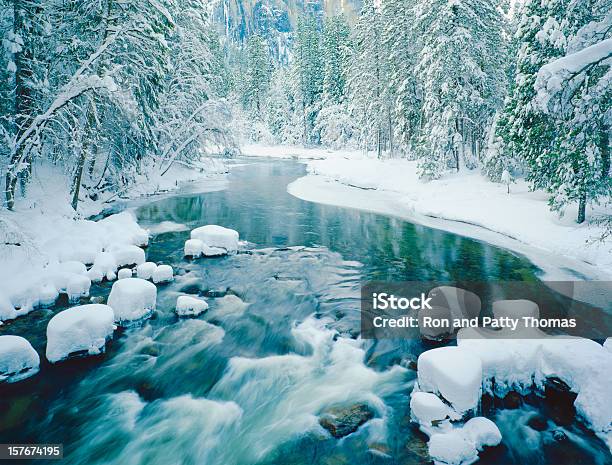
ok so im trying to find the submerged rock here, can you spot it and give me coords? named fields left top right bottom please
left=319, top=403, right=375, bottom=439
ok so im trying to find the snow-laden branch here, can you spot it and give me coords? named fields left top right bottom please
left=535, top=38, right=612, bottom=111
left=7, top=33, right=120, bottom=173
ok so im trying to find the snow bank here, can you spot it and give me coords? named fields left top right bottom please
left=288, top=154, right=612, bottom=279
left=46, top=304, right=115, bottom=363
left=190, top=225, right=239, bottom=254
left=417, top=346, right=482, bottom=414
left=152, top=265, right=173, bottom=284
left=0, top=210, right=150, bottom=322
left=176, top=295, right=209, bottom=316
left=414, top=322, right=612, bottom=453
left=107, top=278, right=157, bottom=324
left=428, top=418, right=502, bottom=465
left=0, top=335, right=40, bottom=383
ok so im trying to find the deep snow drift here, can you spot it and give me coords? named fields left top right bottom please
left=286, top=149, right=612, bottom=279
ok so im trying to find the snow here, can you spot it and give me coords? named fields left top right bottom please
left=108, top=244, right=146, bottom=267
left=410, top=391, right=455, bottom=425
left=287, top=152, right=612, bottom=279
left=604, top=338, right=612, bottom=352
left=190, top=225, right=239, bottom=254
left=0, top=335, right=40, bottom=383
left=0, top=293, right=18, bottom=322
left=66, top=274, right=91, bottom=302
left=417, top=346, right=482, bottom=414
left=0, top=208, right=150, bottom=322
left=136, top=262, right=158, bottom=280
left=152, top=265, right=173, bottom=284
left=118, top=268, right=133, bottom=280
left=46, top=304, right=115, bottom=363
left=88, top=252, right=118, bottom=282
left=176, top=295, right=209, bottom=316
left=456, top=330, right=612, bottom=449
left=428, top=417, right=502, bottom=465
left=492, top=299, right=539, bottom=320
left=184, top=239, right=204, bottom=258
left=107, top=278, right=157, bottom=324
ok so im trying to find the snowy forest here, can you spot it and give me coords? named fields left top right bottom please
left=0, top=0, right=610, bottom=222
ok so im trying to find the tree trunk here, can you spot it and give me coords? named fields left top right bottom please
left=71, top=145, right=87, bottom=211
left=577, top=193, right=586, bottom=224
left=6, top=0, right=34, bottom=209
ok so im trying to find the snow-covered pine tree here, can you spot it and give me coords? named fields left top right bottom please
left=347, top=0, right=390, bottom=158
left=316, top=15, right=354, bottom=148
left=294, top=14, right=324, bottom=145
left=532, top=0, right=611, bottom=222
left=381, top=0, right=421, bottom=156
left=242, top=34, right=272, bottom=117
left=488, top=0, right=567, bottom=184
left=414, top=0, right=507, bottom=179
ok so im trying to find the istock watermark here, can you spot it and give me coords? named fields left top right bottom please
left=360, top=281, right=612, bottom=340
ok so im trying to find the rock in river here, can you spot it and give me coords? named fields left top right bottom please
left=319, top=403, right=375, bottom=439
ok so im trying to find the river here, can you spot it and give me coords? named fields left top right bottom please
left=0, top=158, right=609, bottom=465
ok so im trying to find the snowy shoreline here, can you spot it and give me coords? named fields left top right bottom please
left=285, top=152, right=612, bottom=281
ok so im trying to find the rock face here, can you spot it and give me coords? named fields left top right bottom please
left=212, top=0, right=362, bottom=63
left=318, top=403, right=375, bottom=438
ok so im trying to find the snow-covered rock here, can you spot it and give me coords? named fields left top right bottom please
left=88, top=251, right=118, bottom=282
left=184, top=239, right=204, bottom=258
left=202, top=244, right=228, bottom=256
left=176, top=295, right=209, bottom=317
left=492, top=299, right=539, bottom=320
left=48, top=261, right=88, bottom=276
left=0, top=335, right=40, bottom=383
left=417, top=346, right=482, bottom=414
left=419, top=286, right=481, bottom=340
left=428, top=417, right=501, bottom=465
left=457, top=330, right=612, bottom=450
left=190, top=225, right=239, bottom=254
left=107, top=278, right=157, bottom=323
left=108, top=244, right=146, bottom=267
left=98, top=211, right=149, bottom=247
left=136, top=262, right=157, bottom=280
left=46, top=304, right=115, bottom=363
left=152, top=265, right=173, bottom=284
left=118, top=268, right=133, bottom=280
left=411, top=391, right=455, bottom=426
left=38, top=283, right=59, bottom=307
left=66, top=274, right=91, bottom=303
left=604, top=338, right=612, bottom=352
left=0, top=293, right=18, bottom=322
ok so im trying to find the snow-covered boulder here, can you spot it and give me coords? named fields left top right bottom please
left=410, top=391, right=455, bottom=427
left=417, top=346, right=482, bottom=414
left=0, top=335, right=40, bottom=383
left=202, top=244, right=228, bottom=257
left=176, top=295, right=209, bottom=317
left=46, top=304, right=115, bottom=363
left=38, top=283, right=59, bottom=307
left=190, top=225, right=239, bottom=254
left=108, top=245, right=146, bottom=267
left=0, top=293, right=18, bottom=322
left=419, top=287, right=481, bottom=340
left=184, top=239, right=204, bottom=258
left=428, top=417, right=501, bottom=465
left=48, top=261, right=88, bottom=276
left=98, top=211, right=149, bottom=247
left=88, top=251, right=118, bottom=282
left=67, top=274, right=91, bottom=303
left=492, top=299, right=539, bottom=320
left=136, top=262, right=157, bottom=280
left=107, top=278, right=157, bottom=323
left=117, top=268, right=133, bottom=280
left=152, top=265, right=173, bottom=284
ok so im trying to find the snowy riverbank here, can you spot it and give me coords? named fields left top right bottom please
left=285, top=149, right=612, bottom=280
left=0, top=160, right=229, bottom=323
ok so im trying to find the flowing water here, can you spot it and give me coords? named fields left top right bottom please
left=1, top=159, right=610, bottom=465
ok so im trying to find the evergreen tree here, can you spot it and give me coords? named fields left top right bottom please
left=414, top=0, right=507, bottom=178
left=294, top=14, right=323, bottom=145
left=242, top=34, right=271, bottom=115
